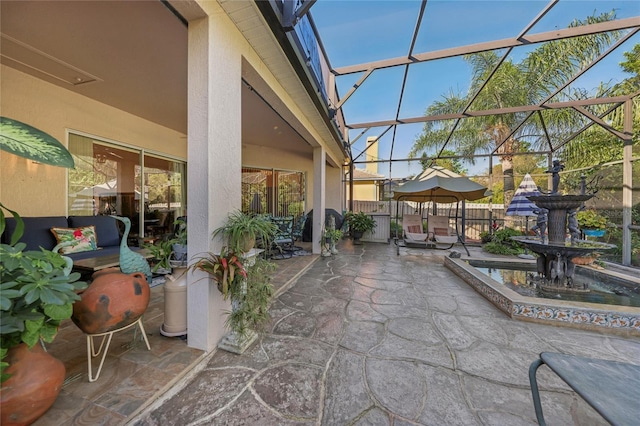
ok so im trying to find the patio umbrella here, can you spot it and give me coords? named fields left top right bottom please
left=506, top=173, right=540, bottom=258
left=506, top=173, right=540, bottom=218
left=392, top=166, right=488, bottom=202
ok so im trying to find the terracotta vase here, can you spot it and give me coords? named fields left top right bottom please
left=0, top=343, right=65, bottom=426
left=72, top=271, right=150, bottom=334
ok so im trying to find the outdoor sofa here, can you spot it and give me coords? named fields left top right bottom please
left=2, top=215, right=123, bottom=262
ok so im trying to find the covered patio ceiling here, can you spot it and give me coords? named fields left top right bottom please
left=306, top=0, right=639, bottom=178
left=0, top=0, right=315, bottom=159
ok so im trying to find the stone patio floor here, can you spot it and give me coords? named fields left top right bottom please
left=129, top=240, right=640, bottom=426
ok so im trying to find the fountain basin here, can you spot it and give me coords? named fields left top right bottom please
left=445, top=256, right=640, bottom=337
left=512, top=236, right=616, bottom=258
left=526, top=194, right=592, bottom=210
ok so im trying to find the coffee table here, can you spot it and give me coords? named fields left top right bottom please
left=72, top=250, right=151, bottom=273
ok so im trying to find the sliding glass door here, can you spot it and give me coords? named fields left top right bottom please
left=242, top=167, right=305, bottom=220
left=68, top=133, right=186, bottom=245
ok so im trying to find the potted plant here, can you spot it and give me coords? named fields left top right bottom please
left=344, top=211, right=376, bottom=243
left=1, top=204, right=87, bottom=424
left=577, top=210, right=608, bottom=237
left=212, top=210, right=277, bottom=254
left=0, top=118, right=87, bottom=424
left=171, top=217, right=187, bottom=265
left=322, top=228, right=343, bottom=256
left=189, top=210, right=278, bottom=351
left=143, top=238, right=175, bottom=274
left=189, top=246, right=275, bottom=345
left=143, top=219, right=189, bottom=337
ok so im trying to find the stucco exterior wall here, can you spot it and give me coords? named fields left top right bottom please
left=352, top=182, right=379, bottom=201
left=0, top=65, right=186, bottom=216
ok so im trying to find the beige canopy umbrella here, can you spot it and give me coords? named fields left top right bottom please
left=392, top=166, right=488, bottom=202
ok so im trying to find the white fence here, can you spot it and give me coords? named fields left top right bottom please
left=351, top=200, right=523, bottom=242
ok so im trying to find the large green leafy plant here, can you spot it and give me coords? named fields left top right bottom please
left=0, top=117, right=75, bottom=168
left=0, top=117, right=83, bottom=382
left=0, top=204, right=87, bottom=382
left=344, top=211, right=377, bottom=233
left=482, top=227, right=525, bottom=256
left=190, top=211, right=278, bottom=343
left=576, top=210, right=608, bottom=230
left=212, top=210, right=277, bottom=253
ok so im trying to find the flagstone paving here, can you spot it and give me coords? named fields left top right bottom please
left=131, top=241, right=639, bottom=425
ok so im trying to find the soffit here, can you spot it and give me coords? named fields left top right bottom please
left=219, top=0, right=345, bottom=166
left=0, top=0, right=187, bottom=134
left=0, top=0, right=330, bottom=162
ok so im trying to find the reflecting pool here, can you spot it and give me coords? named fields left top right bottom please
left=471, top=262, right=640, bottom=307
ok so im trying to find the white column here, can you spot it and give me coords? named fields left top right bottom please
left=312, top=147, right=326, bottom=254
left=622, top=99, right=633, bottom=266
left=186, top=12, right=242, bottom=351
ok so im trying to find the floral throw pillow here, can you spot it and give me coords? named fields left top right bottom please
left=51, top=226, right=99, bottom=254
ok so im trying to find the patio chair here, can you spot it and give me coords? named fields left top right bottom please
left=270, top=215, right=294, bottom=260
left=402, top=214, right=429, bottom=244
left=291, top=213, right=308, bottom=252
left=427, top=215, right=458, bottom=248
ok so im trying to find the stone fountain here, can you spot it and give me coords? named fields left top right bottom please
left=512, top=161, right=614, bottom=292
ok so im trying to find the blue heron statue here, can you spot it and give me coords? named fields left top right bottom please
left=111, top=215, right=152, bottom=283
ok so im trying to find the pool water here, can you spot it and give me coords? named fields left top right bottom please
left=473, top=264, right=640, bottom=307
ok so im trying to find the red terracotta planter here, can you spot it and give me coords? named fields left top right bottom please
left=72, top=271, right=150, bottom=334
left=0, top=343, right=65, bottom=426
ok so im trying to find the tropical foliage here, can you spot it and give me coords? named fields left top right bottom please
left=224, top=257, right=275, bottom=338
left=344, top=211, right=377, bottom=233
left=409, top=11, right=622, bottom=208
left=562, top=42, right=640, bottom=192
left=576, top=210, right=608, bottom=230
left=212, top=210, right=277, bottom=254
left=0, top=117, right=75, bottom=168
left=482, top=228, right=525, bottom=256
left=1, top=204, right=87, bottom=382
left=190, top=248, right=247, bottom=298
left=419, top=149, right=467, bottom=175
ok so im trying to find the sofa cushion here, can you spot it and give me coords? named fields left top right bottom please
left=68, top=216, right=121, bottom=247
left=51, top=226, right=99, bottom=254
left=2, top=216, right=68, bottom=251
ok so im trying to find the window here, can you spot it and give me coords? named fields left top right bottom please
left=68, top=133, right=186, bottom=244
left=242, top=167, right=305, bottom=219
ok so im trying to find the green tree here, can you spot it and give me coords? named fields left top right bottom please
left=563, top=42, right=640, bottom=179
left=419, top=149, right=468, bottom=175
left=410, top=11, right=621, bottom=208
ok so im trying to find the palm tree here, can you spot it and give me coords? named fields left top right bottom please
left=410, top=11, right=622, bottom=207
left=563, top=43, right=640, bottom=172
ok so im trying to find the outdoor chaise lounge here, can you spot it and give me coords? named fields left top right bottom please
left=402, top=214, right=429, bottom=244
left=399, top=213, right=470, bottom=256
left=427, top=215, right=458, bottom=247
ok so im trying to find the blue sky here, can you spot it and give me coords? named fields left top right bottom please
left=310, top=0, right=640, bottom=179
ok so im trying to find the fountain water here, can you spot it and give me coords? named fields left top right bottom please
left=512, top=161, right=615, bottom=292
